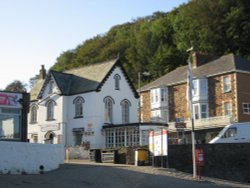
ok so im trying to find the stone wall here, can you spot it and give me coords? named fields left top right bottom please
left=208, top=73, right=237, bottom=121
left=140, top=91, right=151, bottom=122
left=168, top=83, right=187, bottom=122
left=168, top=144, right=250, bottom=183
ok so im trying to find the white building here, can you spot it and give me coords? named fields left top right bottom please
left=28, top=58, right=167, bottom=149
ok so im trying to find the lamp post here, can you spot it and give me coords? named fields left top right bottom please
left=186, top=46, right=197, bottom=179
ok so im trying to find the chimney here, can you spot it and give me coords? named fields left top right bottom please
left=192, top=52, right=218, bottom=68
left=39, top=65, right=46, bottom=79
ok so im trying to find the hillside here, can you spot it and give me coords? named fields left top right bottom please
left=51, top=0, right=250, bottom=87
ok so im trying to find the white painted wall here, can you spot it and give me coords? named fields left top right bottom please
left=0, top=141, right=64, bottom=174
left=28, top=66, right=139, bottom=149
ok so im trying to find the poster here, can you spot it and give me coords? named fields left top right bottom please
left=149, top=128, right=168, bottom=156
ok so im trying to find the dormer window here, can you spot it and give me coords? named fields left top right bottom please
left=114, top=74, right=121, bottom=90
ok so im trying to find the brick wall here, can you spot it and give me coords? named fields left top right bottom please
left=237, top=72, right=250, bottom=122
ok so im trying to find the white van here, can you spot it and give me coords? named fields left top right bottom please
left=209, top=122, right=250, bottom=144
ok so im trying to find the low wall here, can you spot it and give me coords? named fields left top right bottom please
left=0, top=141, right=64, bottom=174
left=66, top=146, right=90, bottom=159
left=168, top=144, right=250, bottom=183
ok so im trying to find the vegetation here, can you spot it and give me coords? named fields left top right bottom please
left=5, top=80, right=27, bottom=93
left=51, top=0, right=250, bottom=87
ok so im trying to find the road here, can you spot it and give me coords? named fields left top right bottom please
left=0, top=161, right=248, bottom=188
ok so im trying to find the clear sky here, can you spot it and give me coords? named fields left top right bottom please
left=0, top=0, right=187, bottom=90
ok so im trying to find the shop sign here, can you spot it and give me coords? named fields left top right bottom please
left=0, top=92, right=22, bottom=108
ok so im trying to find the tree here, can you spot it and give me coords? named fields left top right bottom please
left=5, top=80, right=27, bottom=92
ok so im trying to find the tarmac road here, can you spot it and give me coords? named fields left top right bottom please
left=0, top=160, right=249, bottom=188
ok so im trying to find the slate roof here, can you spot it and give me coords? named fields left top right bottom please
left=31, top=58, right=138, bottom=100
left=140, top=53, right=250, bottom=92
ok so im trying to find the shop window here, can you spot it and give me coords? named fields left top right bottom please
left=73, top=96, right=84, bottom=118
left=0, top=109, right=21, bottom=139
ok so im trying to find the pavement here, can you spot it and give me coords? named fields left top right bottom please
left=66, top=159, right=250, bottom=188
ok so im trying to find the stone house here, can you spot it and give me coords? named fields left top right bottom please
left=28, top=58, right=166, bottom=149
left=139, top=53, right=250, bottom=144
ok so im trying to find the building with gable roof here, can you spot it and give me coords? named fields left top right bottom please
left=139, top=52, right=250, bottom=144
left=28, top=58, right=166, bottom=149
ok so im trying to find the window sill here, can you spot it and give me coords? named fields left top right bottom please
left=74, top=116, right=83, bottom=119
left=46, top=119, right=56, bottom=121
left=223, top=90, right=231, bottom=93
left=29, top=121, right=38, bottom=124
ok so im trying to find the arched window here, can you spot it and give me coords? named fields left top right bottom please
left=30, top=105, right=38, bottom=123
left=73, top=96, right=85, bottom=118
left=104, top=97, right=115, bottom=123
left=121, top=99, right=131, bottom=123
left=114, top=74, right=121, bottom=90
left=45, top=100, right=56, bottom=121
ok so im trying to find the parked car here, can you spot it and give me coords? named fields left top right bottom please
left=209, top=122, right=250, bottom=143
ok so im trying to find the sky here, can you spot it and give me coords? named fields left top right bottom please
left=0, top=0, right=187, bottom=90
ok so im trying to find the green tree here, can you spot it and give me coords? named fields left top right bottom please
left=5, top=80, right=27, bottom=92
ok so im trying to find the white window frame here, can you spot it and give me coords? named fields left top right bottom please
left=224, top=102, right=232, bottom=116
left=223, top=76, right=231, bottom=93
left=193, top=103, right=208, bottom=120
left=193, top=80, right=198, bottom=96
left=242, top=103, right=250, bottom=114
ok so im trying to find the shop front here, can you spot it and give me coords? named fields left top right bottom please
left=0, top=91, right=29, bottom=142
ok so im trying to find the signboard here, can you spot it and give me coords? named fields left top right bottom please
left=0, top=92, right=22, bottom=108
left=40, top=124, right=60, bottom=132
left=175, top=122, right=187, bottom=129
left=149, top=128, right=168, bottom=156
